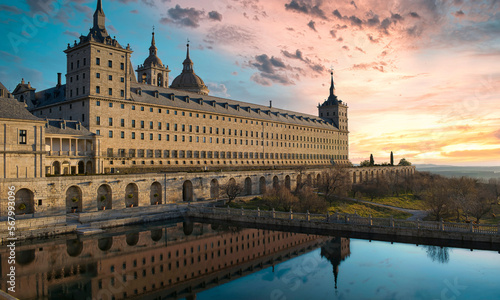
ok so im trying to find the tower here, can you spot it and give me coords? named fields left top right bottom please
left=170, top=43, right=209, bottom=95
left=136, top=30, right=170, bottom=87
left=318, top=71, right=349, bottom=163
left=64, top=0, right=133, bottom=102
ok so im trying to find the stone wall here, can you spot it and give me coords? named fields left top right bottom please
left=0, top=165, right=414, bottom=219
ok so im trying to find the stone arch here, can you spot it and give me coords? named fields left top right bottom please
left=353, top=172, right=357, bottom=183
left=125, top=183, right=139, bottom=207
left=62, top=161, right=70, bottom=175
left=77, top=160, right=84, bottom=174
left=210, top=179, right=219, bottom=199
left=126, top=233, right=139, bottom=246
left=285, top=175, right=291, bottom=190
left=183, top=221, right=194, bottom=236
left=371, top=171, right=374, bottom=180
left=245, top=177, right=252, bottom=195
left=272, top=176, right=279, bottom=189
left=66, top=185, right=82, bottom=213
left=52, top=161, right=61, bottom=175
left=98, top=237, right=113, bottom=251
left=16, top=249, right=35, bottom=266
left=150, top=182, right=162, bottom=205
left=365, top=171, right=369, bottom=181
left=97, top=184, right=112, bottom=210
left=316, top=174, right=321, bottom=187
left=157, top=73, right=163, bottom=87
left=151, top=229, right=162, bottom=242
left=86, top=161, right=92, bottom=174
left=359, top=171, right=363, bottom=182
left=66, top=239, right=83, bottom=257
left=15, top=188, right=34, bottom=214
left=259, top=176, right=266, bottom=194
left=306, top=174, right=312, bottom=186
left=296, top=174, right=302, bottom=189
left=183, top=180, right=193, bottom=202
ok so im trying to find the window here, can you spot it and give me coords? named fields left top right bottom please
left=96, top=73, right=100, bottom=78
left=121, top=77, right=124, bottom=82
left=132, top=132, right=135, bottom=139
left=121, top=104, right=124, bottom=109
left=108, top=60, right=112, bottom=68
left=121, top=63, right=124, bottom=70
left=83, top=58, right=86, bottom=66
left=150, top=122, right=153, bottom=129
left=121, top=90, right=124, bottom=97
left=109, top=118, right=113, bottom=126
left=120, top=119, right=124, bottom=127
left=150, top=134, right=153, bottom=140
left=141, top=121, right=144, bottom=128
left=141, top=133, right=144, bottom=140
left=132, top=120, right=136, bottom=128
left=109, top=131, right=113, bottom=138
left=96, top=116, right=100, bottom=125
left=19, top=130, right=27, bottom=144
left=121, top=131, right=125, bottom=139
left=109, top=88, right=112, bottom=96
left=96, top=86, right=100, bottom=94
left=96, top=130, right=100, bottom=135
left=109, top=75, right=112, bottom=81
left=96, top=57, right=100, bottom=65
left=96, top=100, right=100, bottom=106
left=71, top=62, right=73, bottom=70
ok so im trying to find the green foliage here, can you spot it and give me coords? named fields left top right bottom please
left=359, top=160, right=371, bottom=167
left=390, top=151, right=394, bottom=166
left=328, top=197, right=411, bottom=219
left=369, top=154, right=374, bottom=166
left=398, top=158, right=411, bottom=166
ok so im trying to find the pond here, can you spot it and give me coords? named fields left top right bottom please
left=1, top=220, right=499, bottom=300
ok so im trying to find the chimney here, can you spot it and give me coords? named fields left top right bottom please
left=269, top=100, right=272, bottom=108
left=57, top=73, right=62, bottom=87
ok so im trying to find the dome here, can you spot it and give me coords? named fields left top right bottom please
left=170, top=43, right=209, bottom=95
left=171, top=72, right=209, bottom=95
left=143, top=54, right=163, bottom=67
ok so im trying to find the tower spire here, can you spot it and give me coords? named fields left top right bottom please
left=149, top=29, right=157, bottom=56
left=93, top=0, right=106, bottom=30
left=329, top=69, right=335, bottom=97
left=183, top=42, right=193, bottom=72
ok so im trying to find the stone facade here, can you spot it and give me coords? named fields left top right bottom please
left=0, top=166, right=415, bottom=218
left=8, top=0, right=350, bottom=175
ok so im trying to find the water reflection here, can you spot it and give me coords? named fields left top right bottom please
left=320, top=237, right=351, bottom=289
left=0, top=221, right=325, bottom=300
left=424, top=245, right=450, bottom=264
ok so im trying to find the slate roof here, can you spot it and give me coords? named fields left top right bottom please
left=45, top=119, right=94, bottom=136
left=34, top=85, right=66, bottom=106
left=0, top=98, right=43, bottom=121
left=129, top=82, right=338, bottom=130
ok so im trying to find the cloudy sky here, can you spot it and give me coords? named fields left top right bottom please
left=0, top=0, right=499, bottom=166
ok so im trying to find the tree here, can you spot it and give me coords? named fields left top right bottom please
left=359, top=160, right=371, bottom=167
left=318, top=165, right=352, bottom=205
left=358, top=176, right=390, bottom=200
left=296, top=186, right=328, bottom=213
left=423, top=175, right=451, bottom=221
left=221, top=180, right=244, bottom=204
left=390, top=151, right=394, bottom=166
left=263, top=186, right=298, bottom=211
left=398, top=158, right=411, bottom=166
left=369, top=154, right=374, bottom=166
left=466, top=186, right=494, bottom=223
left=448, top=177, right=477, bottom=222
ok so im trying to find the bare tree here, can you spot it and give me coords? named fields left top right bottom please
left=487, top=178, right=500, bottom=203
left=423, top=175, right=451, bottom=221
left=466, top=186, right=494, bottom=223
left=448, top=177, right=477, bottom=222
left=221, top=180, right=244, bottom=204
left=296, top=186, right=328, bottom=213
left=318, top=165, right=352, bottom=205
left=263, top=186, right=298, bottom=211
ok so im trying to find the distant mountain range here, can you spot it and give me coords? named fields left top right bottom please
left=414, top=164, right=500, bottom=180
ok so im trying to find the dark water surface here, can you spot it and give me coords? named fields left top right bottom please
left=1, top=220, right=499, bottom=300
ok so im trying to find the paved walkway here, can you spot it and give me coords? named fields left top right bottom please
left=346, top=197, right=428, bottom=221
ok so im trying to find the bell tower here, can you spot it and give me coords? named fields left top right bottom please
left=136, top=29, right=170, bottom=87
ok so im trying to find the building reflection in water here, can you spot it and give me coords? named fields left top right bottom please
left=0, top=221, right=353, bottom=300
left=320, top=237, right=351, bottom=289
